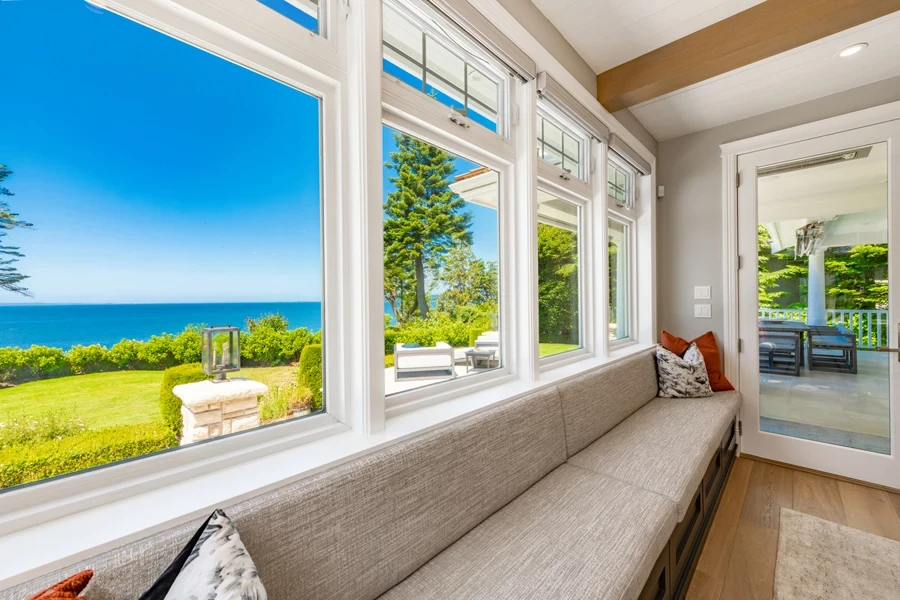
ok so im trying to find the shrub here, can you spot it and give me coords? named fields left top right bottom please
left=138, top=334, right=177, bottom=369
left=108, top=339, right=143, bottom=370
left=21, top=346, right=70, bottom=379
left=0, top=410, right=88, bottom=449
left=468, top=327, right=487, bottom=347
left=299, top=344, right=323, bottom=412
left=68, top=344, right=112, bottom=374
left=0, top=347, right=24, bottom=383
left=0, top=422, right=176, bottom=489
left=159, top=363, right=210, bottom=438
left=384, top=353, right=395, bottom=368
left=171, top=326, right=202, bottom=365
left=258, top=380, right=313, bottom=422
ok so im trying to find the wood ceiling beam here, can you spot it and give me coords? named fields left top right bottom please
left=597, top=0, right=900, bottom=113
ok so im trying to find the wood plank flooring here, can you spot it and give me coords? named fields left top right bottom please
left=686, top=456, right=900, bottom=600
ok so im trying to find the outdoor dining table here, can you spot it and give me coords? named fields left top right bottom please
left=759, top=320, right=809, bottom=367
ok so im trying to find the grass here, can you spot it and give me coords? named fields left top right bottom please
left=0, top=366, right=300, bottom=430
left=539, top=343, right=580, bottom=357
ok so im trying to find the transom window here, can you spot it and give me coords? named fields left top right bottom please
left=537, top=112, right=584, bottom=180
left=257, top=0, right=320, bottom=34
left=382, top=1, right=505, bottom=133
left=608, top=160, right=633, bottom=208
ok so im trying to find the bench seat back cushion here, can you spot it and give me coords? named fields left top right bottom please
left=556, top=350, right=659, bottom=457
left=3, top=387, right=567, bottom=600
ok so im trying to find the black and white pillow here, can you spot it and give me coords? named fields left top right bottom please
left=140, top=509, right=267, bottom=600
left=657, top=342, right=714, bottom=398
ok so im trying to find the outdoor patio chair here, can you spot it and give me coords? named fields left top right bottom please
left=393, top=342, right=456, bottom=382
left=759, top=331, right=801, bottom=376
left=807, top=325, right=858, bottom=375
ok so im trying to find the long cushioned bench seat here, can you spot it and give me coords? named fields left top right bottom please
left=2, top=349, right=741, bottom=600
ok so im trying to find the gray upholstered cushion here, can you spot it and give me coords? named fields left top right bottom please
left=556, top=350, right=659, bottom=457
left=379, top=464, right=676, bottom=600
left=568, top=391, right=741, bottom=521
left=2, top=387, right=567, bottom=600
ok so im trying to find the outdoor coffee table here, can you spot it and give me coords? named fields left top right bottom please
left=465, top=349, right=497, bottom=372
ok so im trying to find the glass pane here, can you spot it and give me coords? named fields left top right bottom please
left=0, top=2, right=324, bottom=490
left=543, top=119, right=563, bottom=153
left=541, top=144, right=564, bottom=168
left=538, top=193, right=580, bottom=357
left=382, top=2, right=502, bottom=134
left=383, top=126, right=501, bottom=396
left=258, top=0, right=320, bottom=34
left=757, top=143, right=890, bottom=454
left=609, top=220, right=629, bottom=341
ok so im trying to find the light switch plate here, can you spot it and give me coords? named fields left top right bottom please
left=694, top=304, right=712, bottom=318
left=694, top=285, right=711, bottom=300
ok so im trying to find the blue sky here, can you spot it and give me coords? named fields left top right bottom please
left=0, top=1, right=497, bottom=305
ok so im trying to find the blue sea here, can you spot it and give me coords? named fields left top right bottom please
left=0, top=303, right=330, bottom=350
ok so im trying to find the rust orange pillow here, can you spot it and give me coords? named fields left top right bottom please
left=661, top=331, right=734, bottom=392
left=26, top=570, right=93, bottom=600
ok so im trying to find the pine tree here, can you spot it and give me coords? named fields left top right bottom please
left=384, top=134, right=472, bottom=320
left=0, top=164, right=33, bottom=297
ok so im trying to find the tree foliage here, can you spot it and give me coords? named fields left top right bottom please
left=383, top=134, right=472, bottom=321
left=538, top=223, right=579, bottom=343
left=433, top=245, right=498, bottom=318
left=758, top=224, right=888, bottom=310
left=0, top=164, right=33, bottom=296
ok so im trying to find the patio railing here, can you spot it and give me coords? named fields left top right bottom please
left=758, top=308, right=889, bottom=349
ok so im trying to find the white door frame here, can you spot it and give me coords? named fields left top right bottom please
left=720, top=100, right=900, bottom=485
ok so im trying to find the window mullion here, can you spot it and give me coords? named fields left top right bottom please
left=595, top=140, right=611, bottom=358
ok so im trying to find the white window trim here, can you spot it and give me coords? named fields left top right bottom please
left=536, top=101, right=592, bottom=192
left=607, top=153, right=636, bottom=211
left=607, top=210, right=638, bottom=349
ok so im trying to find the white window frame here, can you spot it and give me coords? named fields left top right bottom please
left=535, top=181, right=592, bottom=369
left=0, top=0, right=375, bottom=535
left=607, top=211, right=637, bottom=349
left=536, top=102, right=591, bottom=193
left=0, top=0, right=661, bottom=581
left=607, top=153, right=635, bottom=210
left=381, top=0, right=513, bottom=138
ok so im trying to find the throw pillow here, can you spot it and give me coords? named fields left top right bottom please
left=139, top=509, right=267, bottom=600
left=661, top=330, right=734, bottom=392
left=657, top=343, right=714, bottom=398
left=26, top=570, right=93, bottom=600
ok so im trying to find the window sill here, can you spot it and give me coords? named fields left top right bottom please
left=0, top=343, right=654, bottom=592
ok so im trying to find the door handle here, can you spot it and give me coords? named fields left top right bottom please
left=875, top=323, right=900, bottom=362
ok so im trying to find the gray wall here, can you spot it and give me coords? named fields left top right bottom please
left=613, top=108, right=658, bottom=157
left=656, top=75, right=900, bottom=345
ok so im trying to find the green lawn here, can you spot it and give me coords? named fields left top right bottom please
left=0, top=366, right=298, bottom=430
left=539, top=343, right=580, bottom=357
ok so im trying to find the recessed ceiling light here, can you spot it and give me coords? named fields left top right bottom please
left=838, top=43, right=868, bottom=58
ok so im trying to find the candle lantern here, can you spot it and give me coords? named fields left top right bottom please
left=201, top=325, right=241, bottom=380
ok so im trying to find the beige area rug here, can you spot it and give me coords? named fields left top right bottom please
left=774, top=508, right=900, bottom=599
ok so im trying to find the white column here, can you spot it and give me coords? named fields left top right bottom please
left=807, top=249, right=827, bottom=326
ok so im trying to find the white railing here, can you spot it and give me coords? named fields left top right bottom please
left=758, top=308, right=889, bottom=349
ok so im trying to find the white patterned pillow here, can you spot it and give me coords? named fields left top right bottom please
left=140, top=509, right=267, bottom=600
left=657, top=342, right=714, bottom=398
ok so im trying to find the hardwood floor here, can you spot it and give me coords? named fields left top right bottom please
left=686, top=456, right=900, bottom=600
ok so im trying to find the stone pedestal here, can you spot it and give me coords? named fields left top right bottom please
left=174, top=378, right=268, bottom=445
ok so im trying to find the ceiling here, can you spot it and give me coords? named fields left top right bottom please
left=533, top=1, right=900, bottom=141
left=760, top=142, right=888, bottom=252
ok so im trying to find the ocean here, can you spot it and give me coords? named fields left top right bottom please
left=0, top=303, right=327, bottom=350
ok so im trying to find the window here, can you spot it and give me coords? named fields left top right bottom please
left=382, top=125, right=501, bottom=396
left=537, top=113, right=584, bottom=180
left=382, top=1, right=506, bottom=133
left=0, top=1, right=325, bottom=491
left=608, top=160, right=632, bottom=208
left=608, top=219, right=630, bottom=341
left=258, top=0, right=321, bottom=34
left=538, top=193, right=581, bottom=357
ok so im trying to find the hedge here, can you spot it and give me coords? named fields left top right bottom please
left=0, top=323, right=321, bottom=384
left=299, top=344, right=323, bottom=412
left=159, top=363, right=210, bottom=438
left=0, top=422, right=177, bottom=489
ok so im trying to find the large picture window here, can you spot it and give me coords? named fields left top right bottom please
left=382, top=126, right=501, bottom=396
left=0, top=2, right=325, bottom=491
left=382, top=1, right=505, bottom=133
left=537, top=192, right=581, bottom=357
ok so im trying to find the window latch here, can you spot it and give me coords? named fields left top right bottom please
left=449, top=113, right=471, bottom=129
left=559, top=168, right=572, bottom=182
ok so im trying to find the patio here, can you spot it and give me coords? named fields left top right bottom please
left=759, top=350, right=890, bottom=453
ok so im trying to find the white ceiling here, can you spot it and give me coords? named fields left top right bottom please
left=629, top=12, right=900, bottom=140
left=533, top=0, right=764, bottom=73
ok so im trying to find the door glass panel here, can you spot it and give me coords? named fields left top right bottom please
left=757, top=142, right=890, bottom=454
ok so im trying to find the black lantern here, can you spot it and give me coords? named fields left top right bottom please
left=201, top=326, right=241, bottom=380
